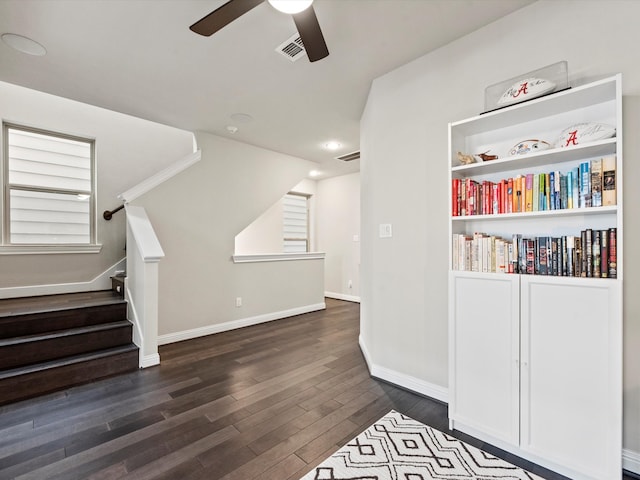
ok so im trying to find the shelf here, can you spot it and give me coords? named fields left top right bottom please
left=450, top=76, right=618, bottom=136
left=449, top=270, right=619, bottom=285
left=451, top=205, right=617, bottom=222
left=451, top=138, right=616, bottom=175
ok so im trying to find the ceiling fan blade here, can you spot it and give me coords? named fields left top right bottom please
left=292, top=5, right=329, bottom=62
left=190, top=0, right=265, bottom=36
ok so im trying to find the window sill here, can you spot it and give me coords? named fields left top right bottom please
left=232, top=252, right=325, bottom=263
left=0, top=244, right=103, bottom=255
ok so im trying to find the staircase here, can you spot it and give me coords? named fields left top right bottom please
left=0, top=290, right=139, bottom=405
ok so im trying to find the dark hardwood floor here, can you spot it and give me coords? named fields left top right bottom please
left=0, top=298, right=633, bottom=479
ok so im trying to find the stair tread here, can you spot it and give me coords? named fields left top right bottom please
left=0, top=344, right=138, bottom=380
left=0, top=290, right=125, bottom=318
left=0, top=320, right=132, bottom=347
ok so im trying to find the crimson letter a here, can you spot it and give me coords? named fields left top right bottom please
left=565, top=130, right=579, bottom=147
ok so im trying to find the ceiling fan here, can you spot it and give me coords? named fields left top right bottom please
left=190, top=0, right=329, bottom=62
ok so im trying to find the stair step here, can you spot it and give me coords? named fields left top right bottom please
left=0, top=344, right=139, bottom=405
left=0, top=291, right=127, bottom=339
left=0, top=290, right=139, bottom=406
left=0, top=321, right=133, bottom=370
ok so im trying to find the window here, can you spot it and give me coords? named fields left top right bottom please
left=283, top=192, right=309, bottom=253
left=2, top=124, right=95, bottom=246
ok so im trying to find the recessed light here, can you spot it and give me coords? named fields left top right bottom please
left=324, top=141, right=342, bottom=151
left=230, top=113, right=253, bottom=123
left=309, top=170, right=321, bottom=177
left=1, top=33, right=46, bottom=56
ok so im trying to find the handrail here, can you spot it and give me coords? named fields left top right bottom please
left=103, top=204, right=125, bottom=220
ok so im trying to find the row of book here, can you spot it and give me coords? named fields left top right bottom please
left=451, top=156, right=616, bottom=217
left=452, top=228, right=617, bottom=278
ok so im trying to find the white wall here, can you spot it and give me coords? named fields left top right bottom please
left=234, top=179, right=317, bottom=254
left=132, top=131, right=325, bottom=340
left=0, top=81, right=194, bottom=289
left=234, top=200, right=283, bottom=254
left=317, top=173, right=360, bottom=301
left=361, top=0, right=640, bottom=464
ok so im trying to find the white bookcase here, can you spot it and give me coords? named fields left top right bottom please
left=447, top=75, right=622, bottom=480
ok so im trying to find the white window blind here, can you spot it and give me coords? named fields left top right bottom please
left=283, top=193, right=309, bottom=253
left=4, top=125, right=94, bottom=245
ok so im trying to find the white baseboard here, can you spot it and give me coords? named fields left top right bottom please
left=158, top=302, right=327, bottom=345
left=358, top=335, right=448, bottom=403
left=325, top=291, right=360, bottom=303
left=0, top=258, right=126, bottom=299
left=623, top=448, right=640, bottom=476
left=140, top=353, right=160, bottom=369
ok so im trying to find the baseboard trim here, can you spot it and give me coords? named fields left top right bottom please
left=0, top=258, right=126, bottom=299
left=325, top=291, right=360, bottom=303
left=358, top=335, right=448, bottom=403
left=358, top=335, right=373, bottom=371
left=140, top=353, right=160, bottom=368
left=158, top=302, right=327, bottom=345
left=623, top=448, right=640, bottom=476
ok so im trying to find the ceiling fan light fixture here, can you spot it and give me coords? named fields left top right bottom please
left=268, top=0, right=313, bottom=14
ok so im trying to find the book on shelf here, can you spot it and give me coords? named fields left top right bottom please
left=592, top=230, right=601, bottom=277
left=532, top=174, right=540, bottom=212
left=600, top=230, right=609, bottom=279
left=566, top=235, right=575, bottom=277
left=608, top=228, right=617, bottom=278
left=525, top=174, right=533, bottom=212
left=452, top=228, right=617, bottom=279
left=451, top=156, right=617, bottom=218
left=603, top=155, right=617, bottom=206
left=591, top=158, right=603, bottom=207
left=571, top=166, right=580, bottom=208
left=560, top=174, right=568, bottom=210
left=580, top=162, right=591, bottom=208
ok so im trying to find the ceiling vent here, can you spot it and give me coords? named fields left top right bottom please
left=276, top=34, right=306, bottom=62
left=336, top=151, right=360, bottom=162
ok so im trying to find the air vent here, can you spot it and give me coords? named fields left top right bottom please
left=276, top=34, right=306, bottom=62
left=336, top=151, right=360, bottom=162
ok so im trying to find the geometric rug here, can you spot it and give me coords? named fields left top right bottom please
left=299, top=410, right=544, bottom=479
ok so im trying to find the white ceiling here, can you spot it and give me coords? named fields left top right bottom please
left=0, top=0, right=533, bottom=179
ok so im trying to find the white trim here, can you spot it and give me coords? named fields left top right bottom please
left=232, top=252, right=325, bottom=263
left=140, top=353, right=160, bottom=368
left=118, top=150, right=201, bottom=203
left=623, top=448, right=640, bottom=475
left=125, top=205, right=164, bottom=262
left=325, top=291, right=360, bottom=303
left=0, top=244, right=102, bottom=255
left=0, top=257, right=125, bottom=299
left=158, top=302, right=326, bottom=345
left=359, top=335, right=448, bottom=404
left=359, top=334, right=373, bottom=371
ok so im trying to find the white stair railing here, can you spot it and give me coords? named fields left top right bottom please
left=125, top=204, right=164, bottom=368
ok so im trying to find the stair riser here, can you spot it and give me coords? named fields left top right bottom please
left=0, top=348, right=139, bottom=406
left=0, top=324, right=133, bottom=370
left=0, top=303, right=127, bottom=339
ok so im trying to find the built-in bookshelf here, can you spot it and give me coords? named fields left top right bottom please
left=447, top=75, right=622, bottom=480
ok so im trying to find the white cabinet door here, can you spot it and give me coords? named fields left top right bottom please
left=520, top=275, right=621, bottom=480
left=449, top=272, right=520, bottom=445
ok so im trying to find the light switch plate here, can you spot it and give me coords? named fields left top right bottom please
left=379, top=224, right=392, bottom=238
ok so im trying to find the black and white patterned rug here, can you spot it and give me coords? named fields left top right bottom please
left=299, top=410, right=543, bottom=480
